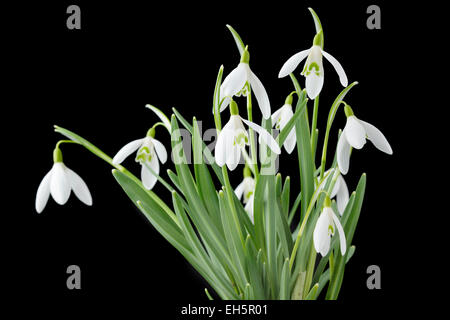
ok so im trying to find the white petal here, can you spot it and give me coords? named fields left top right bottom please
left=214, top=129, right=230, bottom=167
left=112, top=138, right=144, bottom=165
left=331, top=210, right=347, bottom=255
left=151, top=138, right=168, bottom=164
left=66, top=167, right=92, bottom=206
left=284, top=128, right=297, bottom=154
left=219, top=96, right=231, bottom=113
left=329, top=172, right=341, bottom=198
left=249, top=70, right=271, bottom=119
left=359, top=120, right=393, bottom=155
left=337, top=132, right=351, bottom=175
left=221, top=63, right=248, bottom=98
left=141, top=156, right=159, bottom=190
left=305, top=72, right=324, bottom=100
left=278, top=49, right=311, bottom=78
left=234, top=180, right=246, bottom=200
left=321, top=50, right=348, bottom=87
left=336, top=175, right=349, bottom=215
left=313, top=211, right=331, bottom=256
left=271, top=106, right=283, bottom=125
left=244, top=194, right=255, bottom=223
left=226, top=144, right=241, bottom=171
left=345, top=116, right=366, bottom=149
left=50, top=163, right=71, bottom=205
left=241, top=117, right=281, bottom=154
left=35, top=169, right=52, bottom=213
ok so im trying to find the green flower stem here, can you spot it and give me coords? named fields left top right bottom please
left=246, top=86, right=259, bottom=178
left=310, top=95, right=319, bottom=163
left=221, top=166, right=245, bottom=246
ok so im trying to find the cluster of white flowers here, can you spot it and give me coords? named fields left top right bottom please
left=35, top=20, right=392, bottom=261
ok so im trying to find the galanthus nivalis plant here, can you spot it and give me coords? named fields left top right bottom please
left=35, top=8, right=392, bottom=300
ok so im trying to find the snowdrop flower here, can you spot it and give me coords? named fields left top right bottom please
left=337, top=105, right=393, bottom=175
left=112, top=127, right=167, bottom=190
left=215, top=100, right=281, bottom=171
left=220, top=46, right=271, bottom=119
left=272, top=93, right=297, bottom=153
left=234, top=166, right=256, bottom=222
left=318, top=169, right=349, bottom=215
left=313, top=196, right=346, bottom=256
left=278, top=31, right=348, bottom=100
left=35, top=147, right=92, bottom=213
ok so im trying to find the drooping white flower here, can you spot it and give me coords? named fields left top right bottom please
left=235, top=172, right=256, bottom=222
left=337, top=105, right=393, bottom=175
left=112, top=129, right=167, bottom=190
left=215, top=101, right=281, bottom=171
left=318, top=169, right=349, bottom=215
left=313, top=196, right=346, bottom=256
left=278, top=31, right=348, bottom=100
left=272, top=93, right=297, bottom=154
left=220, top=46, right=271, bottom=119
left=35, top=148, right=92, bottom=213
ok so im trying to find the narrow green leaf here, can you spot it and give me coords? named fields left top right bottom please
left=279, top=258, right=291, bottom=300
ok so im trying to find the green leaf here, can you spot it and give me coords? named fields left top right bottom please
left=279, top=258, right=291, bottom=300
left=304, top=283, right=319, bottom=300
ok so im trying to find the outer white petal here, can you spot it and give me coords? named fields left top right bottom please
left=234, top=180, right=246, bottom=200
left=112, top=138, right=144, bottom=165
left=337, top=132, right=351, bottom=175
left=219, top=96, right=231, bottom=113
left=241, top=117, right=281, bottom=154
left=35, top=169, right=52, bottom=213
left=271, top=106, right=283, bottom=125
left=141, top=156, right=159, bottom=190
left=214, top=129, right=230, bottom=167
left=226, top=144, right=241, bottom=171
left=331, top=210, right=347, bottom=255
left=305, top=72, right=324, bottom=100
left=50, top=163, right=71, bottom=205
left=329, top=172, right=341, bottom=199
left=313, top=211, right=331, bottom=256
left=278, top=49, right=311, bottom=78
left=221, top=63, right=248, bottom=98
left=344, top=116, right=366, bottom=149
left=321, top=50, right=348, bottom=87
left=249, top=70, right=271, bottom=119
left=284, top=129, right=297, bottom=154
left=244, top=194, right=255, bottom=223
left=336, top=175, right=349, bottom=215
left=66, top=167, right=92, bottom=206
left=359, top=120, right=393, bottom=155
left=151, top=138, right=168, bottom=164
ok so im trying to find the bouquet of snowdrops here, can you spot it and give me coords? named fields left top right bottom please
left=34, top=8, right=392, bottom=300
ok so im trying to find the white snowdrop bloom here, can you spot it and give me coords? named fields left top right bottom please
left=220, top=46, right=271, bottom=119
left=235, top=172, right=256, bottom=223
left=313, top=196, right=346, bottom=257
left=272, top=94, right=297, bottom=154
left=278, top=31, right=348, bottom=100
left=215, top=101, right=281, bottom=171
left=318, top=169, right=349, bottom=215
left=337, top=105, right=393, bottom=175
left=35, top=148, right=92, bottom=213
left=112, top=128, right=167, bottom=190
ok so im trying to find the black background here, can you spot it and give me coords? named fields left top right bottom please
left=3, top=0, right=432, bottom=316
